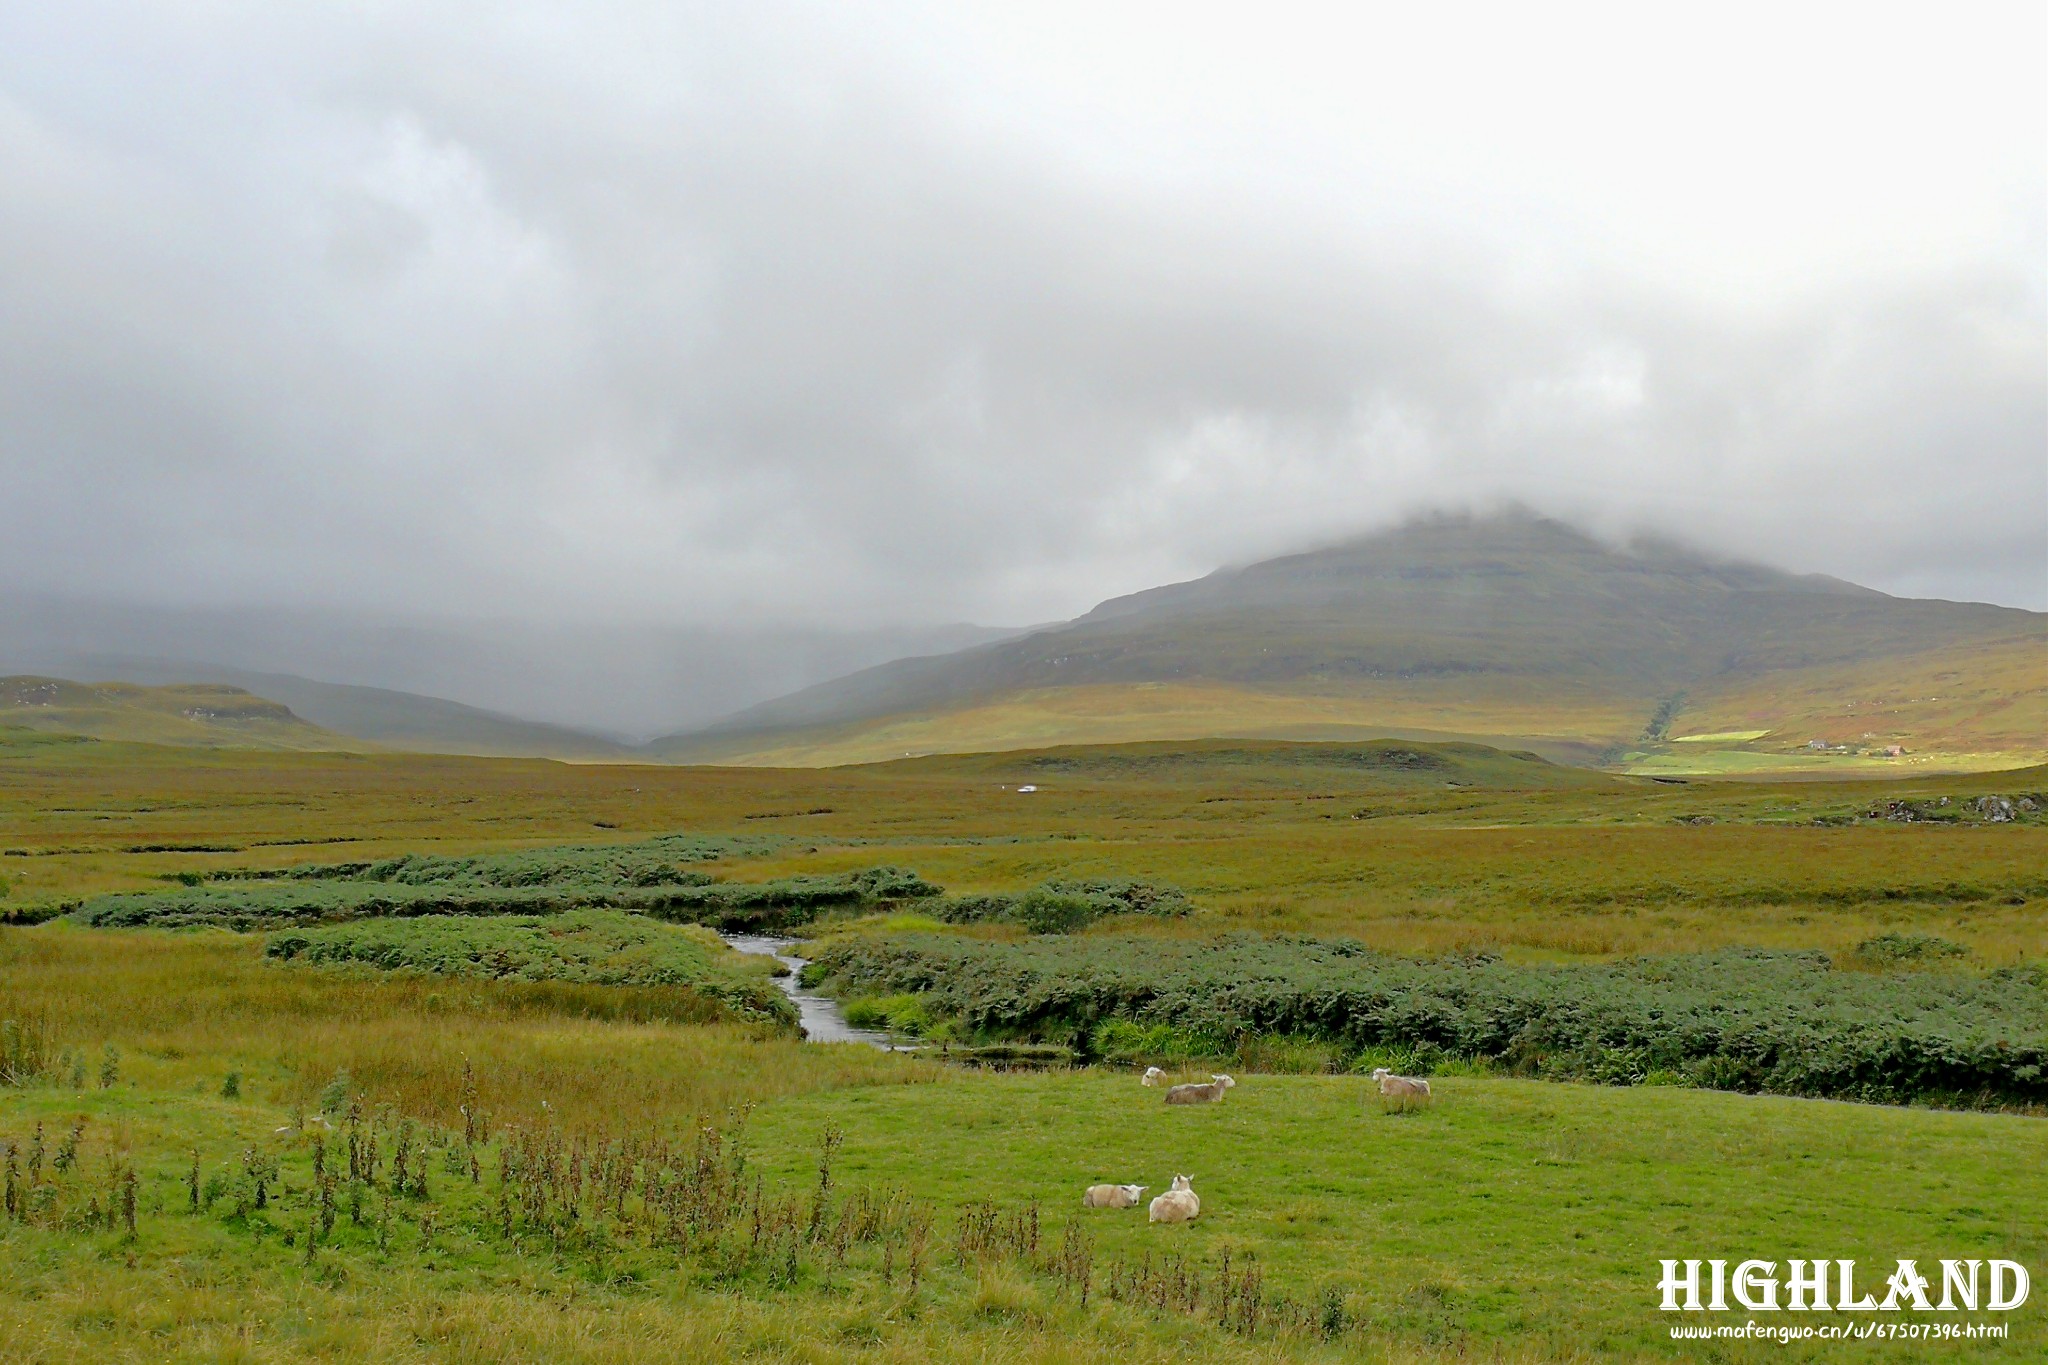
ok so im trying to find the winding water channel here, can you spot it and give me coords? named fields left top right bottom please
left=721, top=933, right=897, bottom=1047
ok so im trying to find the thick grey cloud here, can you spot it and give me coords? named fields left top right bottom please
left=1, top=0, right=2042, bottom=635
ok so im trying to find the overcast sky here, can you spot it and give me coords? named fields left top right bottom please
left=3, top=2, right=2043, bottom=627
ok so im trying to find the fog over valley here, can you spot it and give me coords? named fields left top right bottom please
left=0, top=4, right=2041, bottom=733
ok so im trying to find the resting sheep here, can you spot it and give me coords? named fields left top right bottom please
left=1148, top=1174, right=1200, bottom=1224
left=1164, top=1074, right=1236, bottom=1105
left=1082, top=1183, right=1148, bottom=1209
left=1141, top=1066, right=1167, bottom=1087
left=1371, top=1067, right=1432, bottom=1111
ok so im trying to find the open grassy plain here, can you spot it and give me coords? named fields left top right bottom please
left=3, top=729, right=2045, bottom=1361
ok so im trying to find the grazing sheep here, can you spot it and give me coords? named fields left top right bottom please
left=1082, top=1183, right=1148, bottom=1209
left=1164, top=1074, right=1236, bottom=1105
left=1148, top=1174, right=1200, bottom=1224
left=1141, top=1066, right=1167, bottom=1087
left=1370, top=1067, right=1432, bottom=1111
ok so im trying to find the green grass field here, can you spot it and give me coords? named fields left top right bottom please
left=3, top=733, right=2045, bottom=1361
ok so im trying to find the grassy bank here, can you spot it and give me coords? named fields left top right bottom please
left=266, top=910, right=798, bottom=1029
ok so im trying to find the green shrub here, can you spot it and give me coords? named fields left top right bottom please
left=318, top=1068, right=352, bottom=1115
left=841, top=993, right=931, bottom=1036
left=239, top=832, right=774, bottom=888
left=1231, top=1032, right=1347, bottom=1075
left=931, top=895, right=1018, bottom=925
left=929, top=878, right=1194, bottom=934
left=73, top=861, right=943, bottom=934
left=1091, top=1018, right=1210, bottom=1067
left=807, top=934, right=2048, bottom=1107
left=1009, top=890, right=1097, bottom=935
left=0, top=901, right=72, bottom=926
left=1853, top=932, right=1969, bottom=965
left=1042, top=878, right=1194, bottom=918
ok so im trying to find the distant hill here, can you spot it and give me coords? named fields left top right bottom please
left=0, top=676, right=361, bottom=751
left=871, top=736, right=1629, bottom=791
left=12, top=661, right=634, bottom=760
left=656, top=512, right=2047, bottom=771
left=0, top=596, right=1023, bottom=740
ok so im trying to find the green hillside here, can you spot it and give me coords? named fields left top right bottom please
left=16, top=662, right=637, bottom=760
left=877, top=736, right=1625, bottom=790
left=191, top=667, right=634, bottom=760
left=0, top=676, right=362, bottom=751
left=656, top=513, right=2046, bottom=771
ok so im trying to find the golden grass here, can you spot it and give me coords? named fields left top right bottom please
left=690, top=680, right=1649, bottom=768
left=672, top=631, right=2046, bottom=772
left=0, top=926, right=928, bottom=1133
left=4, top=738, right=2045, bottom=963
left=1671, top=632, right=2048, bottom=763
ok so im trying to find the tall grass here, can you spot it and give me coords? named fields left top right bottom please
left=0, top=926, right=927, bottom=1133
left=265, top=910, right=798, bottom=1028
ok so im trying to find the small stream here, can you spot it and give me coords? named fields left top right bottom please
left=721, top=933, right=898, bottom=1048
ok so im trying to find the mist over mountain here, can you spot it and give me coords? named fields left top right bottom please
left=0, top=597, right=1016, bottom=742
left=663, top=512, right=2045, bottom=766
left=5, top=513, right=2039, bottom=767
left=1, top=8, right=2039, bottom=634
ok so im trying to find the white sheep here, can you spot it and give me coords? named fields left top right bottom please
left=1082, top=1183, right=1148, bottom=1209
left=1370, top=1067, right=1432, bottom=1111
left=1148, top=1174, right=1200, bottom=1224
left=1141, top=1066, right=1166, bottom=1087
left=1164, top=1074, right=1236, bottom=1105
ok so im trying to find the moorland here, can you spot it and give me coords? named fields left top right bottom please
left=2, top=725, right=2045, bottom=1362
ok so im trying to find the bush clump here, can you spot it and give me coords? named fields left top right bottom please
left=840, top=993, right=934, bottom=1036
left=232, top=832, right=775, bottom=889
left=805, top=934, right=2048, bottom=1108
left=71, top=857, right=942, bottom=934
left=930, top=878, right=1194, bottom=934
left=1852, top=932, right=1969, bottom=965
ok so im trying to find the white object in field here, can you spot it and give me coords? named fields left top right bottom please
left=1370, top=1067, right=1432, bottom=1109
left=1148, top=1175, right=1200, bottom=1223
left=1164, top=1074, right=1235, bottom=1104
left=1082, top=1183, right=1148, bottom=1208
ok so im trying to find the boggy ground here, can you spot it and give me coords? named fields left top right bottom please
left=4, top=731, right=2044, bottom=961
left=2, top=733, right=2045, bottom=1361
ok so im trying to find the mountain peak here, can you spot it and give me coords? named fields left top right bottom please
left=1080, top=510, right=1870, bottom=626
left=659, top=513, right=2040, bottom=766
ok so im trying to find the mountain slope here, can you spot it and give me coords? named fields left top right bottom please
left=656, top=513, right=2046, bottom=769
left=0, top=595, right=1024, bottom=739
left=0, top=676, right=363, bottom=751
left=19, top=660, right=634, bottom=760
